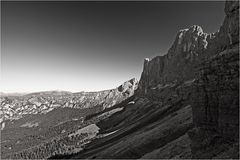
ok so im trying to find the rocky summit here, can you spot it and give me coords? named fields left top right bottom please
left=1, top=1, right=239, bottom=159
left=137, top=25, right=210, bottom=96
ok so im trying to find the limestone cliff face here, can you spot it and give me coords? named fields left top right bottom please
left=191, top=0, right=239, bottom=139
left=137, top=0, right=239, bottom=158
left=219, top=0, right=239, bottom=46
left=137, top=25, right=212, bottom=96
left=138, top=1, right=239, bottom=97
left=189, top=47, right=239, bottom=159
left=204, top=0, right=239, bottom=57
left=191, top=45, right=239, bottom=137
left=188, top=1, right=239, bottom=158
left=138, top=56, right=165, bottom=95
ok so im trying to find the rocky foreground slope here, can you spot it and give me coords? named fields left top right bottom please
left=51, top=1, right=238, bottom=159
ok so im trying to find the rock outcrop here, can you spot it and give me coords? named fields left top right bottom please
left=73, top=78, right=138, bottom=110
left=138, top=0, right=239, bottom=98
left=137, top=25, right=211, bottom=96
left=192, top=47, right=239, bottom=139
left=189, top=45, right=239, bottom=158
left=215, top=0, right=239, bottom=48
left=188, top=1, right=239, bottom=158
left=137, top=0, right=239, bottom=158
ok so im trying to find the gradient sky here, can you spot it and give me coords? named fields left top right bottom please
left=1, top=1, right=225, bottom=93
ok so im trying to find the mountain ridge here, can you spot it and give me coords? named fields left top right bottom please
left=0, top=78, right=138, bottom=123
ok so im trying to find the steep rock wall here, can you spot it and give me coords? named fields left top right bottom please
left=137, top=1, right=239, bottom=98
left=188, top=1, right=239, bottom=158
left=191, top=45, right=239, bottom=138
left=137, top=25, right=211, bottom=96
left=137, top=0, right=239, bottom=158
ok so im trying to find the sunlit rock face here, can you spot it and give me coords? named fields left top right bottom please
left=138, top=0, right=239, bottom=98
left=168, top=25, right=208, bottom=57
left=137, top=25, right=212, bottom=96
left=102, top=78, right=138, bottom=109
left=138, top=56, right=166, bottom=95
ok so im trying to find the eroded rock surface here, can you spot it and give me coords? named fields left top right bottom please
left=137, top=25, right=211, bottom=96
left=188, top=1, right=239, bottom=158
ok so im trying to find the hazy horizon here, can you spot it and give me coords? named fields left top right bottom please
left=1, top=1, right=225, bottom=93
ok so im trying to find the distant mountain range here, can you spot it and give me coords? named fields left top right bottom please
left=0, top=92, right=28, bottom=97
left=24, top=91, right=73, bottom=97
left=0, top=78, right=138, bottom=122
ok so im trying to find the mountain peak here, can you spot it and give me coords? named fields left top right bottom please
left=128, top=78, right=138, bottom=85
left=137, top=0, right=239, bottom=97
left=117, top=78, right=138, bottom=93
left=179, top=25, right=203, bottom=34
left=138, top=26, right=211, bottom=95
left=168, top=25, right=209, bottom=57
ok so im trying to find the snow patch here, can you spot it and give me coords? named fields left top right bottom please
left=128, top=101, right=135, bottom=105
left=100, top=130, right=119, bottom=137
left=98, top=107, right=124, bottom=118
left=144, top=58, right=150, bottom=62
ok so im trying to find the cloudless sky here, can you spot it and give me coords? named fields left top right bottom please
left=1, top=1, right=225, bottom=93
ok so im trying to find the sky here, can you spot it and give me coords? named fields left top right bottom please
left=1, top=1, right=225, bottom=93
